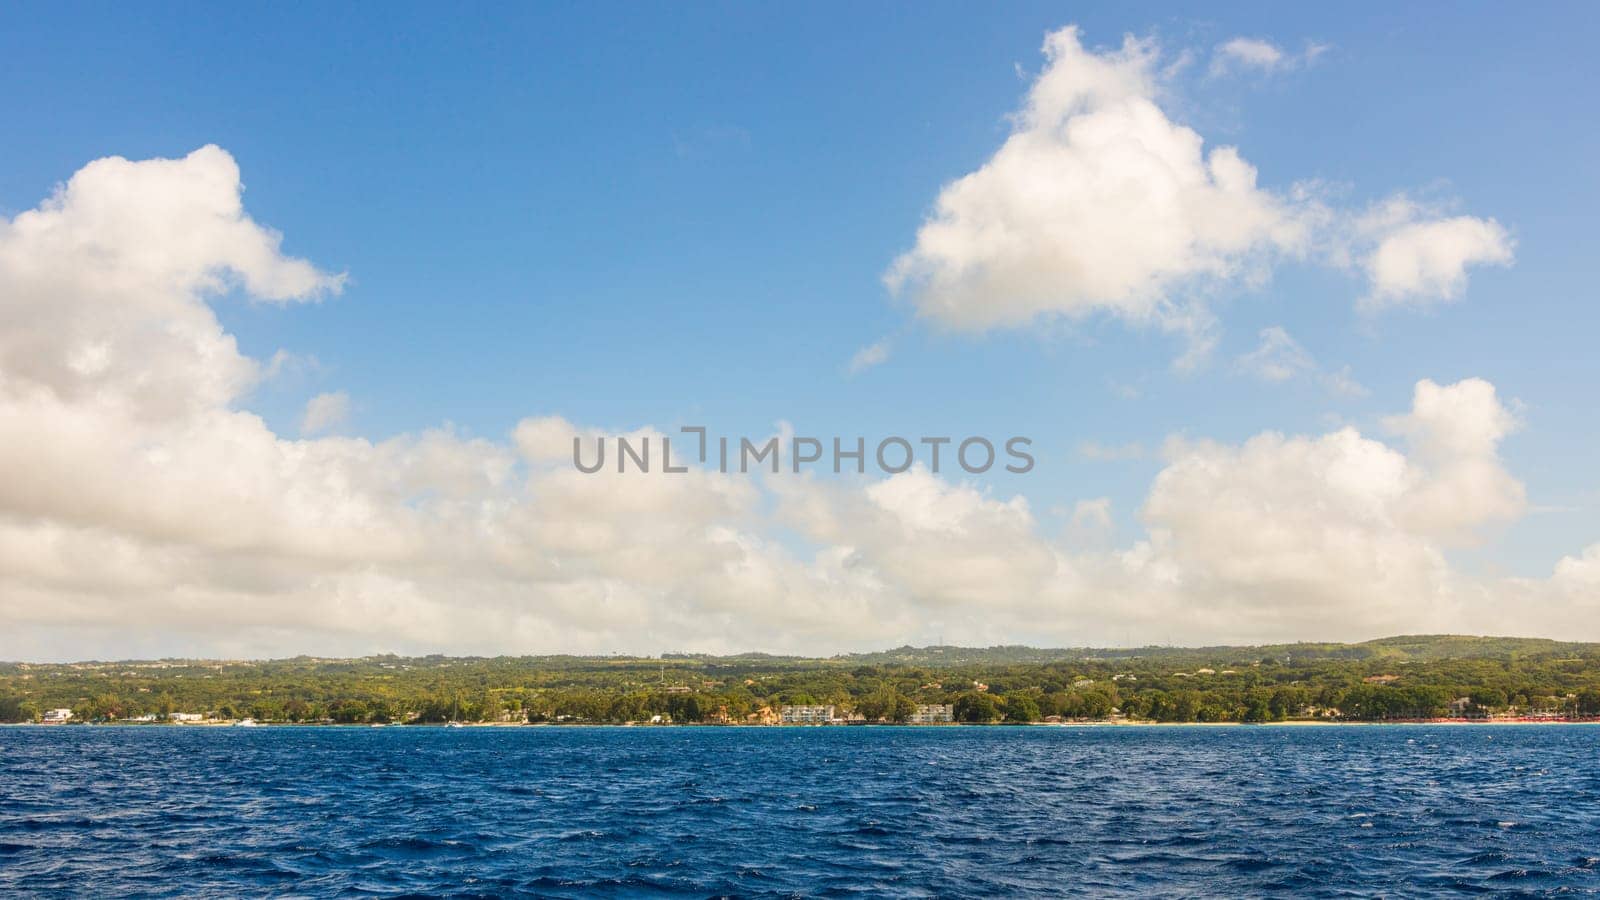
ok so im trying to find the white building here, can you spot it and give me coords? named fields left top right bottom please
left=780, top=704, right=835, bottom=724
left=909, top=704, right=953, bottom=724
left=168, top=712, right=204, bottom=722
left=42, top=708, right=73, bottom=723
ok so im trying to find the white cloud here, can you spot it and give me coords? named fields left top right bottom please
left=887, top=26, right=1510, bottom=358
left=1235, top=326, right=1367, bottom=396
left=764, top=377, right=1548, bottom=645
left=0, top=146, right=1583, bottom=660
left=1209, top=38, right=1329, bottom=77
left=846, top=340, right=891, bottom=375
left=885, top=26, right=1306, bottom=346
left=775, top=467, right=1063, bottom=618
left=1010, top=376, right=1522, bottom=642
left=1363, top=215, right=1514, bottom=309
left=1383, top=378, right=1525, bottom=541
left=1235, top=326, right=1314, bottom=382
left=1322, top=365, right=1370, bottom=399
left=1554, top=544, right=1600, bottom=585
left=1135, top=380, right=1519, bottom=633
left=0, top=145, right=344, bottom=421
left=0, top=150, right=792, bottom=657
left=1140, top=427, right=1440, bottom=635
left=1213, top=38, right=1284, bottom=72
left=300, top=391, right=350, bottom=435
left=1067, top=497, right=1115, bottom=545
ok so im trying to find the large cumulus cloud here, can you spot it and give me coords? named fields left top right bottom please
left=885, top=27, right=1514, bottom=354
left=0, top=146, right=1585, bottom=660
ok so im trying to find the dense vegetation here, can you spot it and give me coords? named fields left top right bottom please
left=5, top=635, right=1600, bottom=725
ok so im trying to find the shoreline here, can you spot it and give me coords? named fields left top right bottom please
left=8, top=718, right=1598, bottom=729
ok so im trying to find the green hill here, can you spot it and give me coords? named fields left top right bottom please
left=6, top=635, right=1600, bottom=725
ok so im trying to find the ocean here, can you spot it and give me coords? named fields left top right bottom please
left=3, top=724, right=1598, bottom=896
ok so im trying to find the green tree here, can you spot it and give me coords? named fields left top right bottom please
left=1577, top=689, right=1600, bottom=716
left=1470, top=687, right=1508, bottom=711
left=0, top=694, right=30, bottom=723
left=953, top=692, right=1000, bottom=723
left=889, top=693, right=918, bottom=723
left=1003, top=692, right=1041, bottom=723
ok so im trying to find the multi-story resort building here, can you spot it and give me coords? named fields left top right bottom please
left=910, top=704, right=953, bottom=724
left=779, top=704, right=836, bottom=724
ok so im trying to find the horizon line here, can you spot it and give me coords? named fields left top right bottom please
left=5, top=633, right=1588, bottom=668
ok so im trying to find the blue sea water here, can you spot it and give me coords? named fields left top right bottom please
left=2, top=725, right=1598, bottom=897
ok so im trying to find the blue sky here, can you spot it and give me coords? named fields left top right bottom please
left=2, top=4, right=1597, bottom=657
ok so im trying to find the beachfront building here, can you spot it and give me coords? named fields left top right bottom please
left=779, top=704, right=835, bottom=724
left=42, top=708, right=73, bottom=723
left=909, top=704, right=953, bottom=724
left=745, top=706, right=780, bottom=725
left=168, top=712, right=204, bottom=722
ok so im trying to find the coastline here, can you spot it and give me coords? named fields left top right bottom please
left=8, top=718, right=1598, bottom=729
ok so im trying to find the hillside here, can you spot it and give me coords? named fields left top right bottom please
left=834, top=635, right=1594, bottom=667
left=6, top=635, right=1600, bottom=725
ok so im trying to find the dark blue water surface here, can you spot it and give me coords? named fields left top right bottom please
left=3, top=725, right=1599, bottom=897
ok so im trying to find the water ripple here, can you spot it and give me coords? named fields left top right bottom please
left=3, top=725, right=1599, bottom=896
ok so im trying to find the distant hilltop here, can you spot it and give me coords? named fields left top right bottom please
left=828, top=635, right=1597, bottom=667
left=6, top=634, right=1599, bottom=726
left=3, top=634, right=1593, bottom=670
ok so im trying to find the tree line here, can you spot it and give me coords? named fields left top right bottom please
left=5, top=640, right=1600, bottom=725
